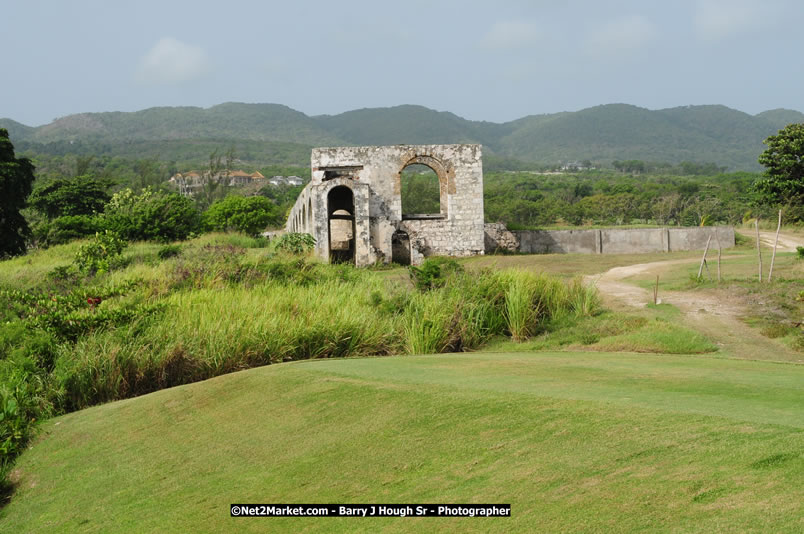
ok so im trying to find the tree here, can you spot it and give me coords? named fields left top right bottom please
left=755, top=123, right=804, bottom=220
left=103, top=187, right=201, bottom=241
left=0, top=128, right=35, bottom=257
left=203, top=195, right=281, bottom=235
left=28, top=175, right=111, bottom=220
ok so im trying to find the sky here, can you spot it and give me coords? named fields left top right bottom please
left=1, top=0, right=803, bottom=126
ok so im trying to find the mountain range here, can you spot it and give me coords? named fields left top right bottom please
left=2, top=103, right=803, bottom=170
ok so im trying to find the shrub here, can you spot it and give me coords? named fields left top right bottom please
left=203, top=195, right=281, bottom=236
left=0, top=279, right=158, bottom=342
left=102, top=188, right=201, bottom=242
left=157, top=244, right=182, bottom=260
left=797, top=246, right=804, bottom=259
left=74, top=231, right=128, bottom=275
left=275, top=233, right=316, bottom=254
left=409, top=257, right=464, bottom=291
left=0, top=359, right=52, bottom=493
left=36, top=215, right=102, bottom=247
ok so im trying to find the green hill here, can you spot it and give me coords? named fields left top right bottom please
left=313, top=104, right=512, bottom=149
left=755, top=108, right=804, bottom=130
left=4, top=102, right=802, bottom=169
left=3, top=352, right=802, bottom=532
left=30, top=103, right=340, bottom=146
left=0, top=118, right=34, bottom=141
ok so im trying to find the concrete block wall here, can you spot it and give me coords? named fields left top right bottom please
left=486, top=225, right=736, bottom=255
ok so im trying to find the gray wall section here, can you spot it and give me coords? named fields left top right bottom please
left=668, top=226, right=734, bottom=251
left=510, top=227, right=735, bottom=255
left=517, top=229, right=598, bottom=254
left=601, top=228, right=666, bottom=254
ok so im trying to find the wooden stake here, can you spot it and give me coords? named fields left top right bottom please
left=768, top=210, right=782, bottom=282
left=697, top=235, right=711, bottom=280
left=653, top=275, right=659, bottom=305
left=755, top=219, right=762, bottom=282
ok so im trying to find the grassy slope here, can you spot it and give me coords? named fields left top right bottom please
left=3, top=352, right=803, bottom=533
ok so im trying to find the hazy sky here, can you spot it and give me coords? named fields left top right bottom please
left=2, top=0, right=803, bottom=126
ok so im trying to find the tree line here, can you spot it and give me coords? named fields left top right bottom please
left=2, top=123, right=803, bottom=258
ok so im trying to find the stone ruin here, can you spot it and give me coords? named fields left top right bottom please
left=286, top=144, right=485, bottom=266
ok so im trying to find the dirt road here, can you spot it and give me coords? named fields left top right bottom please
left=753, top=230, right=803, bottom=253
left=586, top=245, right=803, bottom=362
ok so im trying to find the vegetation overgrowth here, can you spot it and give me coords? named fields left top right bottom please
left=0, top=234, right=608, bottom=491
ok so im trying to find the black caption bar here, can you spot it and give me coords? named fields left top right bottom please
left=230, top=504, right=511, bottom=518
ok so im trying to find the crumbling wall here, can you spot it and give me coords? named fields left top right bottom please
left=484, top=223, right=519, bottom=253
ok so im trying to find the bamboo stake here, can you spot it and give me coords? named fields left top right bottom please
left=768, top=210, right=782, bottom=282
left=755, top=219, right=762, bottom=282
left=653, top=275, right=659, bottom=305
left=697, top=235, right=711, bottom=280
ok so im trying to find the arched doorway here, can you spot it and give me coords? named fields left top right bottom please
left=327, top=186, right=355, bottom=264
left=392, top=230, right=411, bottom=265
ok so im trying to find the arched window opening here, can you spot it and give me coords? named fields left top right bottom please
left=401, top=163, right=443, bottom=219
left=327, top=186, right=355, bottom=264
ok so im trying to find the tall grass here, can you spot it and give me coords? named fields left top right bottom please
left=3, top=235, right=604, bottom=412
left=504, top=274, right=538, bottom=342
left=500, top=271, right=602, bottom=342
left=1, top=233, right=609, bottom=491
left=403, top=291, right=456, bottom=354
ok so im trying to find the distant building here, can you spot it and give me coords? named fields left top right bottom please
left=559, top=161, right=595, bottom=172
left=268, top=175, right=304, bottom=187
left=168, top=170, right=266, bottom=196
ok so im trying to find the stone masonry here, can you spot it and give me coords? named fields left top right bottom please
left=286, top=144, right=485, bottom=266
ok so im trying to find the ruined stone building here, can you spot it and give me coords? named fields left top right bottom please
left=285, top=144, right=485, bottom=266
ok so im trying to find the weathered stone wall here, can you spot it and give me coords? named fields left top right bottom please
left=496, top=226, right=735, bottom=255
left=288, top=144, right=485, bottom=266
left=484, top=223, right=519, bottom=253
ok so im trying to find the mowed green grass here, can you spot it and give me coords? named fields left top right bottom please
left=3, top=352, right=802, bottom=533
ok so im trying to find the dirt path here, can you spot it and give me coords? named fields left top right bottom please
left=752, top=230, right=804, bottom=253
left=586, top=255, right=802, bottom=362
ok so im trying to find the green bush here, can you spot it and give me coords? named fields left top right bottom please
left=157, top=244, right=182, bottom=260
left=35, top=215, right=102, bottom=247
left=74, top=231, right=128, bottom=275
left=796, top=246, right=804, bottom=259
left=409, top=257, right=464, bottom=291
left=203, top=195, right=281, bottom=236
left=275, top=233, right=316, bottom=254
left=0, top=358, right=52, bottom=493
left=0, top=279, right=159, bottom=342
left=102, top=188, right=201, bottom=242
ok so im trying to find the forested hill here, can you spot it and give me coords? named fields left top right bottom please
left=4, top=103, right=803, bottom=170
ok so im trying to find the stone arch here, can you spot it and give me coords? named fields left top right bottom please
left=397, top=154, right=453, bottom=219
left=327, top=185, right=355, bottom=264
